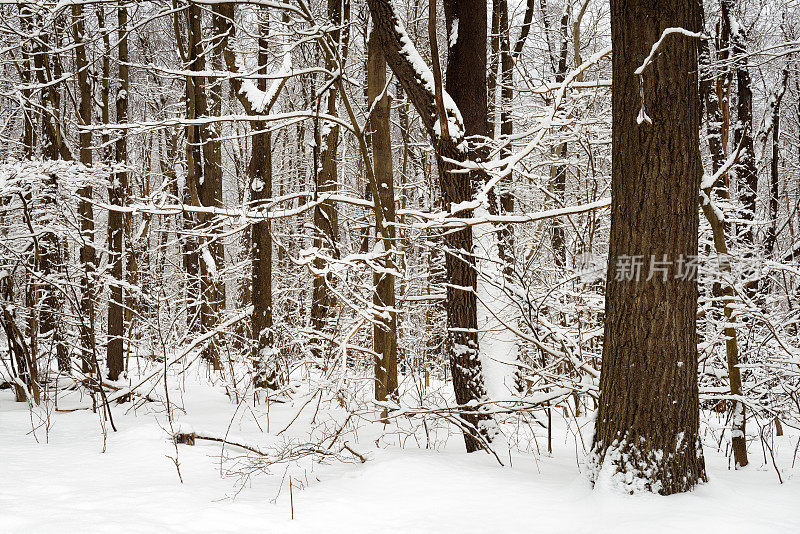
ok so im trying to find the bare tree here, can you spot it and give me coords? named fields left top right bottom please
left=72, top=2, right=96, bottom=373
left=367, top=31, right=398, bottom=402
left=310, top=0, right=348, bottom=353
left=107, top=1, right=129, bottom=381
left=367, top=0, right=494, bottom=451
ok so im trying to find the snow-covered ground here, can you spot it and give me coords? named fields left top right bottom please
left=2, top=373, right=799, bottom=533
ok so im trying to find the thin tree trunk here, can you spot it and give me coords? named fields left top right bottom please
left=590, top=0, right=707, bottom=494
left=191, top=3, right=227, bottom=370
left=31, top=10, right=72, bottom=162
left=175, top=3, right=200, bottom=335
left=185, top=1, right=224, bottom=369
left=698, top=20, right=749, bottom=469
left=545, top=8, right=569, bottom=268
left=721, top=1, right=757, bottom=256
left=249, top=10, right=276, bottom=389
left=367, top=0, right=494, bottom=452
left=539, top=1, right=568, bottom=267
left=310, top=0, right=347, bottom=348
left=496, top=0, right=515, bottom=271
left=107, top=1, right=128, bottom=381
left=367, top=31, right=398, bottom=402
left=210, top=3, right=292, bottom=384
left=573, top=0, right=590, bottom=82
left=488, top=0, right=500, bottom=136
left=19, top=5, right=36, bottom=158
left=29, top=10, right=71, bottom=372
left=72, top=3, right=96, bottom=373
left=763, top=68, right=788, bottom=257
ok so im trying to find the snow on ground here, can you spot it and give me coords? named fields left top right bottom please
left=2, top=372, right=799, bottom=534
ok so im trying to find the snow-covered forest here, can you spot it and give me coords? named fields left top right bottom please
left=1, top=0, right=800, bottom=530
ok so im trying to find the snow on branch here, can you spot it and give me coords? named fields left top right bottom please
left=367, top=0, right=464, bottom=143
left=473, top=46, right=611, bottom=194
left=237, top=46, right=293, bottom=114
left=393, top=20, right=464, bottom=142
left=399, top=197, right=611, bottom=230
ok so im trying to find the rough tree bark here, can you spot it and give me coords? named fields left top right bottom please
left=589, top=0, right=708, bottom=494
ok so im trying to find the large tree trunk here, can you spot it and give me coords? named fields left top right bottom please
left=367, top=31, right=398, bottom=402
left=589, top=0, right=707, bottom=494
left=107, top=2, right=129, bottom=381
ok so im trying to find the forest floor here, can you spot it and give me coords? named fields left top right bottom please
left=2, top=365, right=799, bottom=533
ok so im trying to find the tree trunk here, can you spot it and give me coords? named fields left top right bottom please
left=763, top=68, right=788, bottom=257
left=721, top=1, right=757, bottom=259
left=31, top=10, right=72, bottom=162
left=27, top=9, right=71, bottom=372
left=72, top=3, right=96, bottom=373
left=698, top=19, right=749, bottom=469
left=310, top=0, right=347, bottom=351
left=249, top=11, right=276, bottom=390
left=107, top=2, right=128, bottom=381
left=442, top=0, right=493, bottom=452
left=191, top=3, right=227, bottom=370
left=496, top=0, right=516, bottom=272
left=210, top=3, right=292, bottom=384
left=590, top=0, right=707, bottom=494
left=176, top=4, right=200, bottom=336
left=544, top=7, right=569, bottom=268
left=367, top=31, right=398, bottom=402
left=19, top=5, right=36, bottom=158
left=367, top=0, right=494, bottom=452
left=185, top=1, right=224, bottom=370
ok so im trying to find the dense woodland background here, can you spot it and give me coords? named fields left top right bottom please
left=1, top=0, right=800, bottom=498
